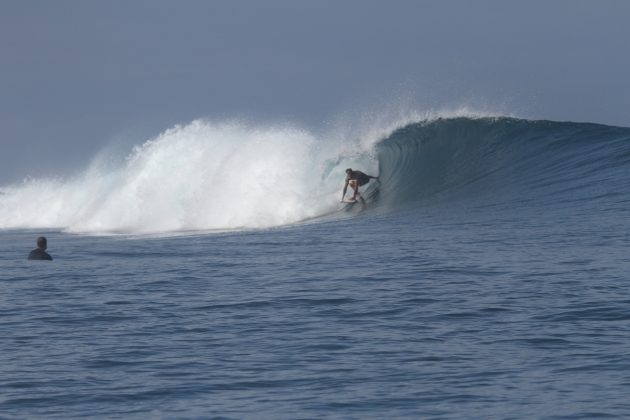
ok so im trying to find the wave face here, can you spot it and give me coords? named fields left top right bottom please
left=1, top=116, right=629, bottom=234
left=376, top=117, right=630, bottom=213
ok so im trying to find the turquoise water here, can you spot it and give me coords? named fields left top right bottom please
left=2, top=117, right=630, bottom=418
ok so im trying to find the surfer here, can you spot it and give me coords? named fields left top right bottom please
left=341, top=168, right=378, bottom=205
left=27, top=236, right=53, bottom=261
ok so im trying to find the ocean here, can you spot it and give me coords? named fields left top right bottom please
left=1, top=116, right=629, bottom=418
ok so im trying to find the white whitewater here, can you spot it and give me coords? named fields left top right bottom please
left=0, top=120, right=379, bottom=234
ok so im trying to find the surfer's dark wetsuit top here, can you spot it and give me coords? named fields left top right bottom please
left=346, top=170, right=371, bottom=186
left=28, top=248, right=53, bottom=261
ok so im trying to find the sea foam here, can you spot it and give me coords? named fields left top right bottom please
left=0, top=120, right=379, bottom=234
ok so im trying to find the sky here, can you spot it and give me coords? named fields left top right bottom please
left=1, top=0, right=629, bottom=183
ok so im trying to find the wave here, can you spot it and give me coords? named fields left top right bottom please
left=376, top=117, right=630, bottom=212
left=1, top=116, right=629, bottom=234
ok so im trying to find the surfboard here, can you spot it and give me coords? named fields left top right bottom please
left=341, top=198, right=357, bottom=204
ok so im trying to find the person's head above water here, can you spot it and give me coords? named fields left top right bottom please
left=37, top=236, right=47, bottom=250
left=28, top=236, right=53, bottom=261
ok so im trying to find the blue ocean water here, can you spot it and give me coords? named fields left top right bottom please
left=1, top=117, right=630, bottom=418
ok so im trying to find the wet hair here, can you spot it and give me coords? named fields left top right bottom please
left=37, top=236, right=47, bottom=249
left=345, top=168, right=352, bottom=173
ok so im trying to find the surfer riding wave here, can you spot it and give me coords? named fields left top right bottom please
left=341, top=168, right=379, bottom=207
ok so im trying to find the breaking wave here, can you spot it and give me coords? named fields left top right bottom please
left=1, top=115, right=628, bottom=234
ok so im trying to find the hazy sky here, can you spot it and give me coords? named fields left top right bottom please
left=1, top=0, right=629, bottom=182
